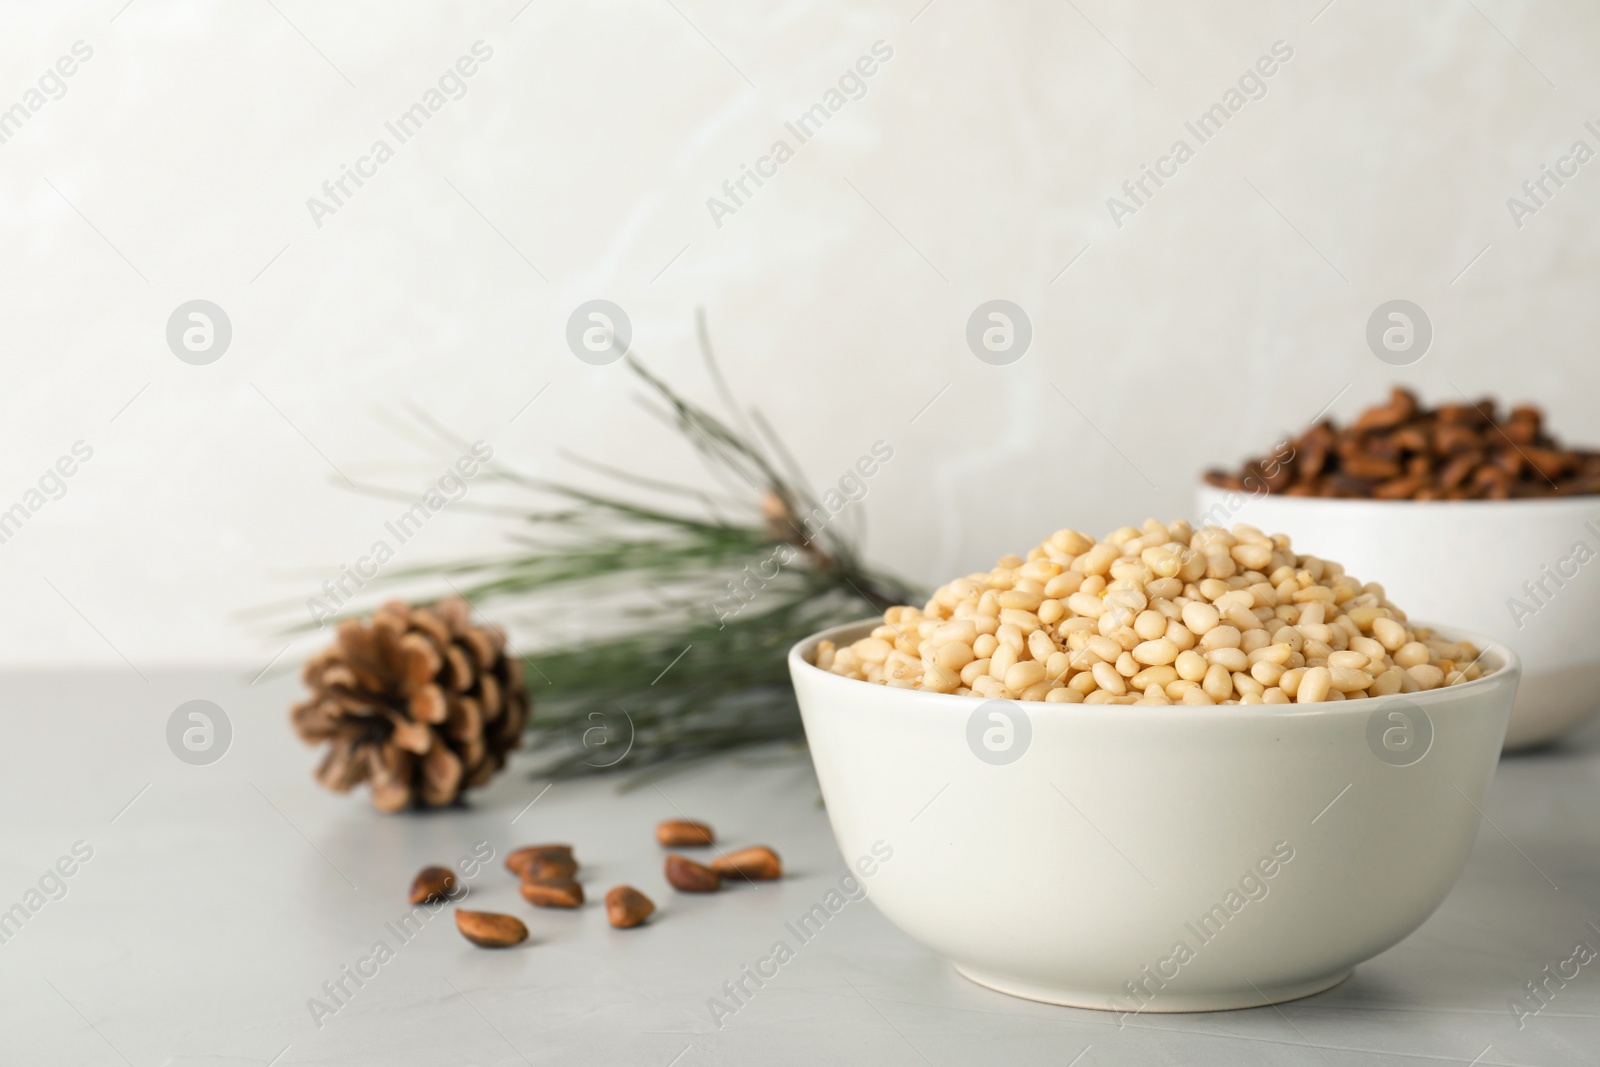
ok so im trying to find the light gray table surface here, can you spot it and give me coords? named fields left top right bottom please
left=1, top=667, right=1597, bottom=1067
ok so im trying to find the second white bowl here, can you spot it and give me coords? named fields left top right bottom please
left=1196, top=487, right=1600, bottom=748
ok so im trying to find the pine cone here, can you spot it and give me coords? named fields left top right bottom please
left=290, top=598, right=529, bottom=813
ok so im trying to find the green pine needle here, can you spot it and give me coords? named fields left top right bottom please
left=325, top=319, right=920, bottom=782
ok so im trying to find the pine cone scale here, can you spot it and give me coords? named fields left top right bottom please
left=444, top=645, right=474, bottom=691
left=398, top=633, right=441, bottom=690
left=420, top=741, right=462, bottom=806
left=409, top=685, right=448, bottom=724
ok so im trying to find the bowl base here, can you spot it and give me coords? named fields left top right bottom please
left=953, top=962, right=1352, bottom=1013
left=1502, top=662, right=1600, bottom=750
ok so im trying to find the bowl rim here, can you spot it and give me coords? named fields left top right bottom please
left=1195, top=484, right=1600, bottom=509
left=789, top=618, right=1522, bottom=722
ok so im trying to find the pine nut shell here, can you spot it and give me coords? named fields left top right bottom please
left=409, top=865, right=458, bottom=905
left=455, top=909, right=528, bottom=948
left=656, top=819, right=715, bottom=847
left=605, top=885, right=655, bottom=928
left=665, top=855, right=721, bottom=893
left=709, top=846, right=782, bottom=881
left=507, top=845, right=576, bottom=879
left=519, top=877, right=584, bottom=908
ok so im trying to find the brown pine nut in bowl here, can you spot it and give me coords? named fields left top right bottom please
left=1199, top=389, right=1600, bottom=748
left=785, top=519, right=1520, bottom=1011
left=790, top=619, right=1518, bottom=1012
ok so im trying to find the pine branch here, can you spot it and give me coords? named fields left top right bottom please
left=281, top=324, right=920, bottom=782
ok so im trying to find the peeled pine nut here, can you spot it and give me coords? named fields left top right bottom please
left=1131, top=610, right=1164, bottom=640
left=818, top=522, right=1496, bottom=705
left=1175, top=650, right=1207, bottom=682
left=1068, top=592, right=1106, bottom=618
left=1202, top=663, right=1233, bottom=702
left=999, top=589, right=1042, bottom=611
left=1044, top=572, right=1083, bottom=598
left=1092, top=661, right=1127, bottom=695
left=1394, top=642, right=1429, bottom=668
left=1132, top=638, right=1179, bottom=666
left=996, top=624, right=1025, bottom=654
left=1251, top=661, right=1286, bottom=687
left=1142, top=546, right=1182, bottom=578
left=924, top=664, right=960, bottom=693
left=1045, top=651, right=1072, bottom=680
left=1086, top=635, right=1121, bottom=663
left=1078, top=543, right=1119, bottom=576
left=1206, top=648, right=1249, bottom=673
left=931, top=620, right=977, bottom=647
left=1131, top=665, right=1178, bottom=690
left=1298, top=666, right=1333, bottom=703
left=970, top=676, right=1004, bottom=698
left=1005, top=661, right=1047, bottom=692
left=1249, top=643, right=1292, bottom=666
left=999, top=608, right=1042, bottom=633
left=1165, top=620, right=1197, bottom=650
left=1329, top=666, right=1375, bottom=693
left=1408, top=664, right=1445, bottom=690
left=1231, top=542, right=1274, bottom=570
left=1367, top=616, right=1406, bottom=650
left=1232, top=673, right=1265, bottom=699
left=1349, top=636, right=1387, bottom=661
left=1371, top=668, right=1404, bottom=695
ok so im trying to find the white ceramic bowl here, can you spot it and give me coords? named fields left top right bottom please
left=1196, top=487, right=1600, bottom=749
left=790, top=620, right=1518, bottom=1013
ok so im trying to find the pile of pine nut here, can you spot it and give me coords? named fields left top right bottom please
left=814, top=519, right=1494, bottom=705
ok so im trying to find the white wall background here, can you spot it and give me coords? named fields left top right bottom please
left=2, top=0, right=1598, bottom=669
